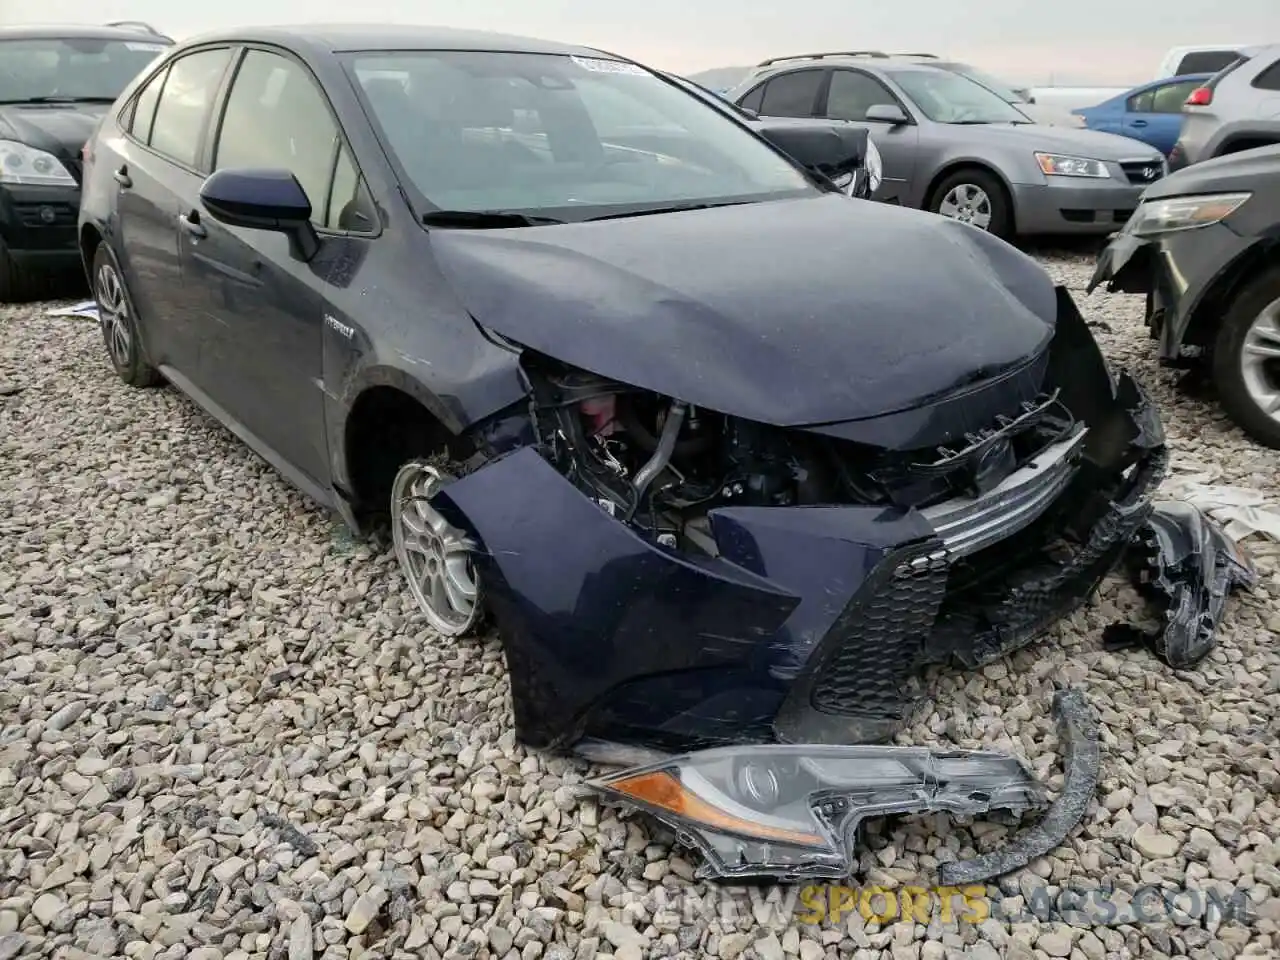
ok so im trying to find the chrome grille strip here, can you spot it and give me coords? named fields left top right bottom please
left=919, top=429, right=1088, bottom=559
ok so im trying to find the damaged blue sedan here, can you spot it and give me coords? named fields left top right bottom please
left=81, top=26, right=1172, bottom=764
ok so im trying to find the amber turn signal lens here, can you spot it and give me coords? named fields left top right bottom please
left=607, top=769, right=825, bottom=846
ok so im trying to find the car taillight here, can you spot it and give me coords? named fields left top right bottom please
left=1186, top=87, right=1213, bottom=107
left=81, top=141, right=92, bottom=164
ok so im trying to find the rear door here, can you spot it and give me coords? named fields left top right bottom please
left=111, top=46, right=234, bottom=374
left=819, top=68, right=918, bottom=201
left=182, top=45, right=379, bottom=487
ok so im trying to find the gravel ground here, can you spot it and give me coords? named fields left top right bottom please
left=2, top=251, right=1279, bottom=960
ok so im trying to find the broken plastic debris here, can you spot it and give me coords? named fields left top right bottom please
left=1161, top=463, right=1280, bottom=542
left=45, top=300, right=100, bottom=321
left=588, top=742, right=1047, bottom=883
left=1122, top=501, right=1258, bottom=668
left=938, top=687, right=1100, bottom=885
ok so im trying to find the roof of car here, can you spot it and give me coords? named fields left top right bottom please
left=749, top=54, right=951, bottom=78
left=176, top=23, right=617, bottom=59
left=0, top=23, right=172, bottom=42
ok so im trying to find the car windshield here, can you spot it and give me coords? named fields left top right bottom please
left=891, top=68, right=1032, bottom=124
left=944, top=64, right=1027, bottom=103
left=347, top=50, right=816, bottom=221
left=0, top=36, right=169, bottom=103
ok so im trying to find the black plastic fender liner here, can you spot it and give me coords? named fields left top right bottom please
left=938, top=687, right=1100, bottom=886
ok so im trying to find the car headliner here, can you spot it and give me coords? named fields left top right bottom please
left=173, top=24, right=623, bottom=59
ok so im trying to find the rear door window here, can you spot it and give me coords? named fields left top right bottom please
left=147, top=47, right=232, bottom=168
left=758, top=69, right=823, bottom=117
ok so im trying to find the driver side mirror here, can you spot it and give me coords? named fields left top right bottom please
left=865, top=103, right=910, bottom=125
left=199, top=168, right=321, bottom=262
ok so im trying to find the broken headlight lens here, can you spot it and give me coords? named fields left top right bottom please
left=1129, top=192, right=1251, bottom=236
left=590, top=744, right=1047, bottom=881
left=1035, top=153, right=1109, bottom=178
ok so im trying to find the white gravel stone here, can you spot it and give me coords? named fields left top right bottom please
left=3, top=252, right=1279, bottom=959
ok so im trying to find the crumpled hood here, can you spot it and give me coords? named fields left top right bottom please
left=0, top=102, right=108, bottom=164
left=431, top=194, right=1058, bottom=426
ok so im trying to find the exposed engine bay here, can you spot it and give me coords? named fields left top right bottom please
left=521, top=351, right=1080, bottom=556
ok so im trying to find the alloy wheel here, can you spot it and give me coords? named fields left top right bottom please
left=938, top=183, right=993, bottom=230
left=95, top=261, right=131, bottom=368
left=1239, top=295, right=1280, bottom=425
left=391, top=461, right=482, bottom=636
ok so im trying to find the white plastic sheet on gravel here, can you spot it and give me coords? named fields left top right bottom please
left=1, top=250, right=1278, bottom=960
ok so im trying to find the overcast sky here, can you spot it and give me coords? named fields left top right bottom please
left=7, top=0, right=1280, bottom=85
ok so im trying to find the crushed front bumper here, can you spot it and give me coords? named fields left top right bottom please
left=1087, top=220, right=1253, bottom=362
left=433, top=286, right=1170, bottom=755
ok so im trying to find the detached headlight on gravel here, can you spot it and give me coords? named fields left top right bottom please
left=1035, top=152, right=1109, bottom=178
left=0, top=139, right=75, bottom=187
left=589, top=744, right=1046, bottom=881
left=1128, top=192, right=1252, bottom=236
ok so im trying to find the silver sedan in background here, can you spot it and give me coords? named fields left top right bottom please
left=727, top=54, right=1168, bottom=239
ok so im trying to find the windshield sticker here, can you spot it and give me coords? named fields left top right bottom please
left=570, top=56, right=649, bottom=76
left=125, top=42, right=166, bottom=52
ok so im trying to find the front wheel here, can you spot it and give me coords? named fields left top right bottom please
left=1212, top=268, right=1280, bottom=449
left=390, top=458, right=485, bottom=636
left=928, top=168, right=1012, bottom=239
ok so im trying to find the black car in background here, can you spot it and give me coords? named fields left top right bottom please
left=1090, top=145, right=1280, bottom=448
left=79, top=25, right=1166, bottom=757
left=0, top=23, right=170, bottom=300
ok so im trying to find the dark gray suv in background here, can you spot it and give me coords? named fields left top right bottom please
left=727, top=53, right=1167, bottom=239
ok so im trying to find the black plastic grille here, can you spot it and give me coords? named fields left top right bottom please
left=1120, top=160, right=1164, bottom=186
left=13, top=201, right=77, bottom=228
left=809, top=548, right=950, bottom=718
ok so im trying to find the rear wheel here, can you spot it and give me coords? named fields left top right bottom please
left=1212, top=268, right=1280, bottom=449
left=91, top=243, right=163, bottom=387
left=390, top=458, right=485, bottom=637
left=929, top=168, right=1013, bottom=239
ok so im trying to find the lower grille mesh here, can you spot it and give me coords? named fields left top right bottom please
left=809, top=548, right=949, bottom=719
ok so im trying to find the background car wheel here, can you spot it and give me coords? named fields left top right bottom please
left=91, top=243, right=163, bottom=388
left=929, top=168, right=1012, bottom=238
left=391, top=458, right=485, bottom=637
left=1212, top=268, right=1280, bottom=449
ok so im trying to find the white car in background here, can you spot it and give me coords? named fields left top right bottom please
left=1154, top=45, right=1258, bottom=80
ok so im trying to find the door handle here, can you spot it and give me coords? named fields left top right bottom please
left=1130, top=119, right=1148, bottom=127
left=179, top=211, right=206, bottom=238
left=113, top=166, right=131, bottom=188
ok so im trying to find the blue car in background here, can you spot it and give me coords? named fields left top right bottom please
left=1073, top=74, right=1212, bottom=156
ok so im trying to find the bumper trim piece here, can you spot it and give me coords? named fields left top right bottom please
left=1124, top=501, right=1259, bottom=668
left=937, top=687, right=1100, bottom=886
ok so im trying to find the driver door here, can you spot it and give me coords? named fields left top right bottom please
left=819, top=68, right=918, bottom=203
